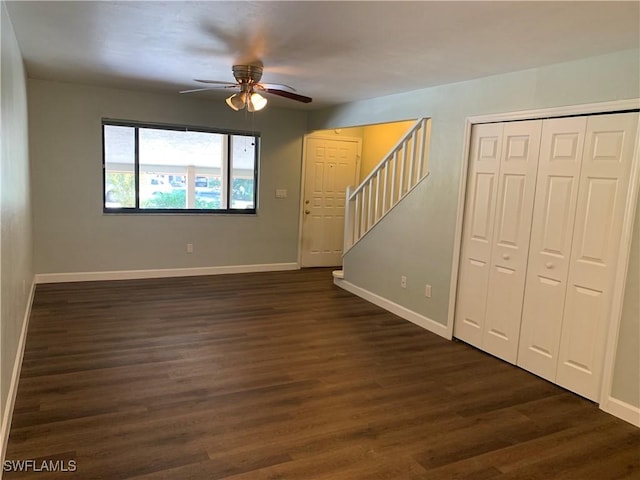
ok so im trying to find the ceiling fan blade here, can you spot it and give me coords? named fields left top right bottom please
left=259, top=82, right=297, bottom=92
left=263, top=88, right=312, bottom=103
left=179, top=86, right=236, bottom=94
left=194, top=79, right=237, bottom=86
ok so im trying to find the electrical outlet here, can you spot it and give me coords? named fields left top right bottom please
left=186, top=243, right=194, bottom=254
left=424, top=284, right=432, bottom=298
left=400, top=275, right=407, bottom=288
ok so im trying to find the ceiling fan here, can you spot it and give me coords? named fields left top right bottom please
left=180, top=64, right=312, bottom=112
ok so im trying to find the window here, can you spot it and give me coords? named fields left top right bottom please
left=102, top=120, right=259, bottom=213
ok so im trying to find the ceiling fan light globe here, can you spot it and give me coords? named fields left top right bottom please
left=249, top=92, right=267, bottom=112
left=226, top=93, right=247, bottom=111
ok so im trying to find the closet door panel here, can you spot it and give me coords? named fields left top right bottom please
left=557, top=112, right=638, bottom=401
left=517, top=117, right=586, bottom=380
left=569, top=178, right=620, bottom=287
left=454, top=123, right=503, bottom=347
left=483, top=120, right=541, bottom=363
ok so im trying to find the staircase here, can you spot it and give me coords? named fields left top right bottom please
left=343, top=118, right=430, bottom=254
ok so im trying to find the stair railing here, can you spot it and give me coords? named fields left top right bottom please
left=344, top=118, right=430, bottom=253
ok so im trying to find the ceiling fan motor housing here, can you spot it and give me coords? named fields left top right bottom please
left=232, top=64, right=263, bottom=84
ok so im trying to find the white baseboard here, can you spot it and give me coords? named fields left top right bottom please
left=34, top=262, right=299, bottom=284
left=334, top=278, right=451, bottom=340
left=600, top=396, right=640, bottom=428
left=1, top=279, right=35, bottom=466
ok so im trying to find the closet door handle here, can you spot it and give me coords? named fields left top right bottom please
left=545, top=262, right=554, bottom=269
left=502, top=254, right=510, bottom=260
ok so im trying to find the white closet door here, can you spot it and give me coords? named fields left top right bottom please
left=556, top=112, right=639, bottom=401
left=517, top=117, right=587, bottom=380
left=482, top=120, right=542, bottom=363
left=454, top=123, right=503, bottom=347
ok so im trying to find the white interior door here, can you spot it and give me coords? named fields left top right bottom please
left=482, top=120, right=542, bottom=363
left=517, top=117, right=587, bottom=380
left=556, top=112, right=639, bottom=401
left=300, top=136, right=359, bottom=267
left=454, top=123, right=504, bottom=347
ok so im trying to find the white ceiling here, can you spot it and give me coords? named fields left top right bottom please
left=5, top=1, right=640, bottom=109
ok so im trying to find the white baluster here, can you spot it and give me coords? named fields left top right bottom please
left=360, top=186, right=367, bottom=237
left=398, top=146, right=406, bottom=200
left=417, top=120, right=427, bottom=180
left=354, top=189, right=360, bottom=241
left=344, top=186, right=353, bottom=252
left=408, top=131, right=416, bottom=190
left=382, top=163, right=388, bottom=216
left=365, top=180, right=372, bottom=231
left=390, top=151, right=398, bottom=205
left=374, top=171, right=381, bottom=222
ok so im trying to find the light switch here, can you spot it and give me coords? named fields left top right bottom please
left=275, top=189, right=287, bottom=198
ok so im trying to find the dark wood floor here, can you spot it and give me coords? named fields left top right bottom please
left=4, top=268, right=639, bottom=479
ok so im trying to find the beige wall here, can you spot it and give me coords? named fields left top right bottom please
left=29, top=80, right=307, bottom=274
left=1, top=1, right=33, bottom=441
left=310, top=48, right=640, bottom=408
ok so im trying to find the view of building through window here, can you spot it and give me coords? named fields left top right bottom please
left=103, top=121, right=258, bottom=213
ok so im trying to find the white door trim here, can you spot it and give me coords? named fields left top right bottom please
left=448, top=98, right=640, bottom=410
left=447, top=118, right=475, bottom=339
left=297, top=134, right=362, bottom=267
left=463, top=99, right=640, bottom=125
left=599, top=118, right=640, bottom=416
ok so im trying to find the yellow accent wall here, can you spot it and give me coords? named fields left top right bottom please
left=360, top=121, right=415, bottom=182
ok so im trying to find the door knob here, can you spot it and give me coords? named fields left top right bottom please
left=305, top=210, right=311, bottom=215
left=502, top=253, right=510, bottom=260
left=545, top=262, right=554, bottom=269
